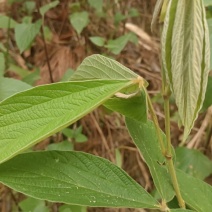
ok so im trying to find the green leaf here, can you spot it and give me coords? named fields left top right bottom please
left=22, top=68, right=40, bottom=86
left=105, top=33, right=135, bottom=55
left=60, top=69, right=74, bottom=82
left=62, top=128, right=74, bottom=138
left=162, top=0, right=210, bottom=141
left=151, top=0, right=164, bottom=31
left=46, top=140, right=73, bottom=151
left=40, top=1, right=59, bottom=16
left=89, top=36, right=105, bottom=47
left=71, top=54, right=138, bottom=81
left=59, top=204, right=86, bottom=212
left=0, top=151, right=159, bottom=209
left=19, top=197, right=48, bottom=212
left=70, top=11, right=89, bottom=35
left=104, top=90, right=147, bottom=122
left=0, top=15, right=17, bottom=28
left=88, top=0, right=103, bottom=12
left=0, top=77, right=32, bottom=101
left=126, top=118, right=175, bottom=202
left=0, top=80, right=134, bottom=164
left=170, top=210, right=194, bottom=212
left=207, top=18, right=212, bottom=70
left=202, top=76, right=212, bottom=110
left=15, top=20, right=42, bottom=53
left=177, top=169, right=212, bottom=212
left=0, top=52, right=5, bottom=76
left=204, top=0, right=212, bottom=7
left=176, top=147, right=212, bottom=180
left=75, top=134, right=87, bottom=143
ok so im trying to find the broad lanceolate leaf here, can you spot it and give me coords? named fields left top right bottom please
left=126, top=118, right=175, bottom=202
left=15, top=20, right=42, bottom=53
left=162, top=0, right=210, bottom=141
left=71, top=54, right=138, bottom=81
left=0, top=80, right=134, bottom=164
left=0, top=151, right=159, bottom=209
left=177, top=169, right=212, bottom=212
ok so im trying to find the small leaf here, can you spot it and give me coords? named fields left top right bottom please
left=47, top=140, right=73, bottom=151
left=40, top=1, right=59, bottom=17
left=106, top=33, right=135, bottom=55
left=177, top=169, right=212, bottom=212
left=62, top=128, right=74, bottom=138
left=15, top=20, right=41, bottom=53
left=71, top=54, right=139, bottom=81
left=126, top=118, right=175, bottom=202
left=59, top=204, right=86, bottom=212
left=89, top=36, right=105, bottom=47
left=75, top=134, right=87, bottom=143
left=176, top=147, right=212, bottom=180
left=0, top=151, right=159, bottom=209
left=19, top=197, right=48, bottom=212
left=0, top=80, right=133, bottom=164
left=88, top=0, right=103, bottom=12
left=0, top=15, right=17, bottom=28
left=0, top=77, right=32, bottom=101
left=0, top=52, right=5, bottom=76
left=70, top=11, right=89, bottom=35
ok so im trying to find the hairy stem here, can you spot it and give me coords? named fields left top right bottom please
left=163, top=86, right=185, bottom=208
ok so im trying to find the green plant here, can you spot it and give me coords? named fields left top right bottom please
left=0, top=1, right=212, bottom=212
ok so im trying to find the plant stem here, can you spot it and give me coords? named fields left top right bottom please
left=163, top=86, right=185, bottom=209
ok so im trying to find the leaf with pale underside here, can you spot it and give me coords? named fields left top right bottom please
left=0, top=80, right=134, bottom=164
left=162, top=0, right=210, bottom=141
left=0, top=151, right=159, bottom=209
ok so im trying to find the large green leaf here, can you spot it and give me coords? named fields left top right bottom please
left=71, top=54, right=138, bottom=81
left=126, top=118, right=175, bottom=202
left=177, top=169, right=212, bottom=212
left=15, top=20, right=41, bottom=53
left=104, top=90, right=147, bottom=122
left=0, top=80, right=133, bottom=164
left=0, top=151, right=159, bottom=209
left=162, top=0, right=210, bottom=141
left=0, top=77, right=32, bottom=101
left=202, top=76, right=212, bottom=110
left=176, top=147, right=212, bottom=180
